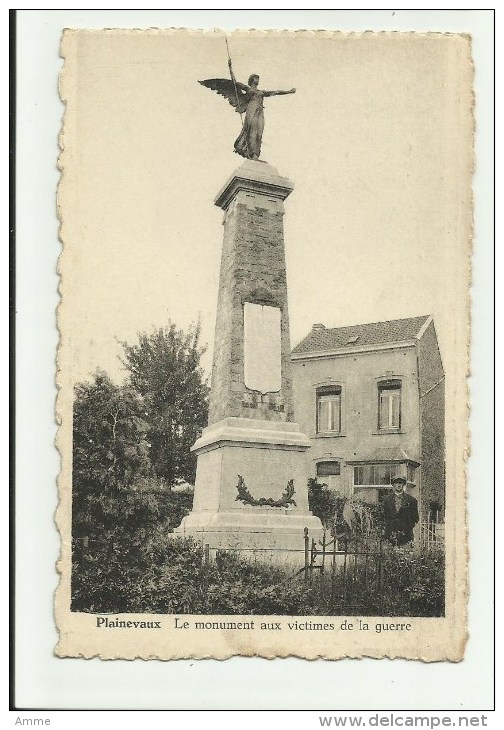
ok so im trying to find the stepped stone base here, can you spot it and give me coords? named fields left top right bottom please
left=176, top=510, right=323, bottom=550
left=174, top=417, right=324, bottom=562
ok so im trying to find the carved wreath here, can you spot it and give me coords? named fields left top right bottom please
left=235, top=475, right=297, bottom=508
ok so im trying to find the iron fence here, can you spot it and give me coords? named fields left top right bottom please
left=302, top=528, right=385, bottom=613
left=417, top=520, right=445, bottom=548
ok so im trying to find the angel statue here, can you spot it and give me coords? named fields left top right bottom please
left=199, top=58, right=296, bottom=161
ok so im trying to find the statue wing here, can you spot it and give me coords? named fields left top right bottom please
left=199, top=78, right=249, bottom=113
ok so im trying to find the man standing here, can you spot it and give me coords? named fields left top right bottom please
left=383, top=475, right=419, bottom=546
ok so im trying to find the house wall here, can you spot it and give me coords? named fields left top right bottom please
left=292, top=345, right=421, bottom=502
left=417, top=321, right=445, bottom=520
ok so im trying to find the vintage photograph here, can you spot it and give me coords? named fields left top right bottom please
left=56, top=29, right=472, bottom=660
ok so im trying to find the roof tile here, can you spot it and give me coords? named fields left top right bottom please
left=292, top=315, right=430, bottom=355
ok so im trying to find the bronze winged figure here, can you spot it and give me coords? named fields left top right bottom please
left=199, top=61, right=295, bottom=161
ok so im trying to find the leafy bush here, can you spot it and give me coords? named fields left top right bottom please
left=308, top=478, right=385, bottom=538
left=72, top=532, right=313, bottom=615
left=385, top=545, right=445, bottom=616
left=130, top=485, right=193, bottom=532
left=205, top=552, right=312, bottom=615
left=71, top=472, right=194, bottom=611
left=308, top=478, right=342, bottom=528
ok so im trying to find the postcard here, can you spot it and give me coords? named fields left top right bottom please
left=56, top=29, right=472, bottom=661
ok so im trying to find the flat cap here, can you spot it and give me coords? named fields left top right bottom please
left=391, top=475, right=407, bottom=485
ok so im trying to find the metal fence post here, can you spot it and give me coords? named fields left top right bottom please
left=330, top=532, right=337, bottom=609
left=321, top=530, right=326, bottom=575
left=377, top=538, right=383, bottom=594
left=304, top=527, right=309, bottom=582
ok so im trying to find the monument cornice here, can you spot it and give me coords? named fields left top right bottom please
left=191, top=417, right=311, bottom=455
left=215, top=160, right=294, bottom=211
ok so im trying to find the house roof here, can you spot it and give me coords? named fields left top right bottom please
left=292, top=315, right=431, bottom=356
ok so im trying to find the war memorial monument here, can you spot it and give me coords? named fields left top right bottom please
left=176, top=62, right=324, bottom=556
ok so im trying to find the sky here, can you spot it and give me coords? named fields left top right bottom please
left=59, top=29, right=472, bottom=385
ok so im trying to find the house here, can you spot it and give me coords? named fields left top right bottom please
left=291, top=315, right=445, bottom=522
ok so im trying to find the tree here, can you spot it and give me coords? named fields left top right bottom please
left=73, top=371, right=151, bottom=489
left=120, top=319, right=209, bottom=487
left=71, top=322, right=209, bottom=611
left=72, top=371, right=152, bottom=535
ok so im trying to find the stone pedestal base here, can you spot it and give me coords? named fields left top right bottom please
left=176, top=509, right=323, bottom=548
left=174, top=417, right=324, bottom=563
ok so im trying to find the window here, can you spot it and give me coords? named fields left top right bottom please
left=317, top=386, right=342, bottom=433
left=378, top=379, right=401, bottom=430
left=428, top=501, right=442, bottom=523
left=317, top=461, right=341, bottom=490
left=353, top=463, right=415, bottom=488
left=353, top=463, right=400, bottom=487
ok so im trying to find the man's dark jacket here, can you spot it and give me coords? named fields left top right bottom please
left=383, top=492, right=419, bottom=545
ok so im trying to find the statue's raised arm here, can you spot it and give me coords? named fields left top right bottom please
left=262, top=88, right=296, bottom=97
left=199, top=72, right=296, bottom=161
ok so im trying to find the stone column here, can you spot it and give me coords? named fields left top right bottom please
left=176, top=160, right=323, bottom=557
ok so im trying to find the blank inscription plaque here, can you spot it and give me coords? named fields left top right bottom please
left=243, top=302, right=282, bottom=394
